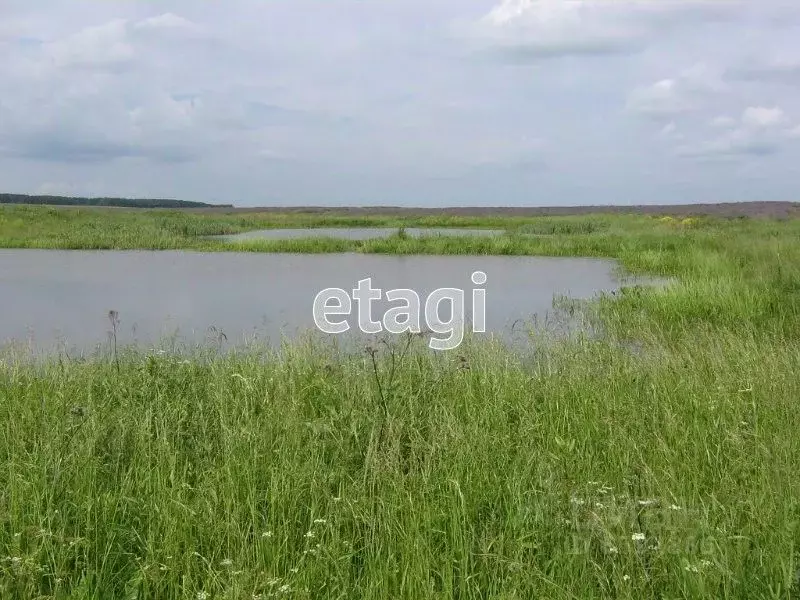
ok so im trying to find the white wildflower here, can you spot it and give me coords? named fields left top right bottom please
left=623, top=575, right=630, bottom=581
left=669, top=504, right=682, bottom=511
left=304, top=531, right=315, bottom=539
left=631, top=533, right=646, bottom=542
left=637, top=499, right=657, bottom=507
left=313, top=518, right=327, bottom=525
left=196, top=592, right=209, bottom=600
left=261, top=531, right=273, bottom=538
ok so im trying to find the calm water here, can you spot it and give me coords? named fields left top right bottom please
left=215, top=227, right=506, bottom=241
left=0, top=250, right=640, bottom=354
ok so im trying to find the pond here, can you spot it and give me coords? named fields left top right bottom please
left=0, top=250, right=648, bottom=355
left=214, top=227, right=506, bottom=242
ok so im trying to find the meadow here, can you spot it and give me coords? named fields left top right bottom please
left=1, top=204, right=800, bottom=599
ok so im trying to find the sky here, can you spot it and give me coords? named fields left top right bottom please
left=1, top=0, right=799, bottom=207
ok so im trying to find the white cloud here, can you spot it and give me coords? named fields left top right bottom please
left=660, top=122, right=677, bottom=135
left=627, top=79, right=696, bottom=117
left=128, top=94, right=196, bottom=132
left=626, top=63, right=726, bottom=118
left=135, top=13, right=200, bottom=31
left=741, top=106, right=785, bottom=128
left=710, top=115, right=737, bottom=128
left=481, top=0, right=639, bottom=57
left=678, top=63, right=727, bottom=93
left=675, top=106, right=797, bottom=159
left=0, top=17, right=215, bottom=164
left=656, top=121, right=684, bottom=142
left=655, top=121, right=686, bottom=144
left=675, top=137, right=779, bottom=160
left=40, top=14, right=206, bottom=72
left=473, top=0, right=741, bottom=61
left=44, top=19, right=134, bottom=70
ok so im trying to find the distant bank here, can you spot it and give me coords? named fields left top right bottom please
left=2, top=193, right=798, bottom=218
left=1, top=193, right=231, bottom=210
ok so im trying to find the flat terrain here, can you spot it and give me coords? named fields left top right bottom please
left=2, top=204, right=800, bottom=599
left=189, top=200, right=800, bottom=219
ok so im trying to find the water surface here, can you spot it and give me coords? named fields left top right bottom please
left=0, top=250, right=643, bottom=354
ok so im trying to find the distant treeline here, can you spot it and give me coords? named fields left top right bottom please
left=0, top=193, right=232, bottom=209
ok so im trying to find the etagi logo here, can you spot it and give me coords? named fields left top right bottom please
left=312, top=271, right=487, bottom=351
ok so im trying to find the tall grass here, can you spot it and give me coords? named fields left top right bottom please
left=2, top=329, right=799, bottom=599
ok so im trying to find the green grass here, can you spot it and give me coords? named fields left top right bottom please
left=2, top=205, right=800, bottom=598
left=0, top=205, right=514, bottom=250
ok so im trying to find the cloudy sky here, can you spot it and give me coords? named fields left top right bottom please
left=1, top=0, right=799, bottom=206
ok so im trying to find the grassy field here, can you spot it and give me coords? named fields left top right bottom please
left=2, top=204, right=800, bottom=598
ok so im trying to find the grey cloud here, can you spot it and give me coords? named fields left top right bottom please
left=482, top=39, right=636, bottom=63
left=1, top=134, right=198, bottom=164
left=0, top=11, right=347, bottom=166
left=726, top=61, right=800, bottom=84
